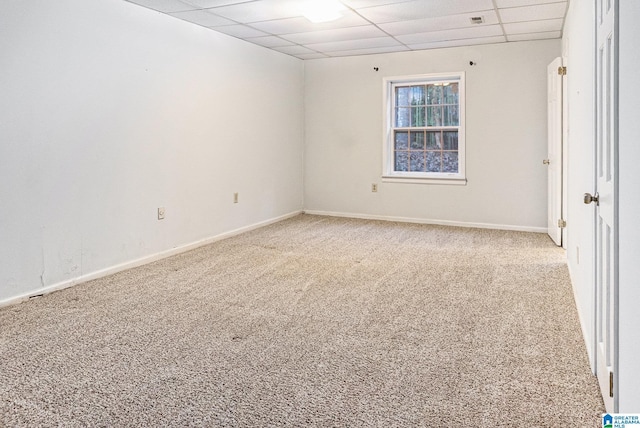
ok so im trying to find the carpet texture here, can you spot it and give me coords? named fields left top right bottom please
left=0, top=214, right=605, bottom=427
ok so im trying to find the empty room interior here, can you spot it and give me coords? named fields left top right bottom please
left=1, top=0, right=639, bottom=425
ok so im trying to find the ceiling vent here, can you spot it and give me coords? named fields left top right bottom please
left=470, top=16, right=484, bottom=24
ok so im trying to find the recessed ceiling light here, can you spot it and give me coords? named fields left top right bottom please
left=300, top=0, right=346, bottom=23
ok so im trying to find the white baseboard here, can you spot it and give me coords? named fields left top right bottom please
left=303, top=210, right=547, bottom=233
left=0, top=210, right=302, bottom=309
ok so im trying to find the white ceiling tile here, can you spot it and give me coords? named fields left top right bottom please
left=281, top=25, right=387, bottom=45
left=503, top=18, right=563, bottom=34
left=125, top=0, right=197, bottom=13
left=380, top=10, right=498, bottom=36
left=211, top=0, right=306, bottom=23
left=182, top=0, right=254, bottom=8
left=245, top=35, right=294, bottom=48
left=212, top=24, right=268, bottom=38
left=169, top=9, right=235, bottom=26
left=356, top=0, right=494, bottom=24
left=272, top=45, right=317, bottom=55
left=495, top=0, right=566, bottom=8
left=340, top=0, right=412, bottom=8
left=296, top=52, right=330, bottom=60
left=249, top=11, right=370, bottom=35
left=507, top=30, right=561, bottom=41
left=396, top=24, right=502, bottom=45
left=499, top=2, right=567, bottom=23
left=304, top=36, right=403, bottom=53
left=407, top=35, right=505, bottom=50
left=327, top=45, right=411, bottom=57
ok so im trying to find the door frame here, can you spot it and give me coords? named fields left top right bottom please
left=561, top=55, right=569, bottom=250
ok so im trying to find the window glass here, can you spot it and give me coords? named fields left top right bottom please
left=384, top=74, right=465, bottom=182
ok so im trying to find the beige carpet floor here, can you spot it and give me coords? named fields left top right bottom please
left=0, top=214, right=604, bottom=427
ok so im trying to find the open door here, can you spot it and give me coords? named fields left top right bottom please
left=547, top=57, right=564, bottom=246
left=591, top=0, right=618, bottom=412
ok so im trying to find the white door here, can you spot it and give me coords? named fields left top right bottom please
left=592, top=0, right=618, bottom=413
left=547, top=57, right=564, bottom=246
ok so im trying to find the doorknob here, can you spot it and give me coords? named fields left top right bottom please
left=584, top=192, right=599, bottom=205
left=543, top=159, right=550, bottom=165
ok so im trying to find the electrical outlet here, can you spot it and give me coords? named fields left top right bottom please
left=157, top=207, right=165, bottom=220
left=233, top=192, right=238, bottom=204
left=371, top=184, right=378, bottom=192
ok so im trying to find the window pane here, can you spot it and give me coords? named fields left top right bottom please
left=427, top=106, right=442, bottom=126
left=426, top=131, right=442, bottom=149
left=395, top=131, right=408, bottom=150
left=409, top=152, right=426, bottom=172
left=443, top=131, right=458, bottom=150
left=396, top=107, right=410, bottom=127
left=395, top=151, right=409, bottom=171
left=443, top=83, right=459, bottom=104
left=396, top=87, right=410, bottom=106
left=426, top=151, right=442, bottom=172
left=410, top=85, right=425, bottom=105
left=443, top=152, right=459, bottom=173
left=443, top=106, right=459, bottom=126
left=411, top=106, right=425, bottom=127
left=427, top=85, right=442, bottom=105
left=387, top=75, right=464, bottom=179
left=410, top=131, right=424, bottom=149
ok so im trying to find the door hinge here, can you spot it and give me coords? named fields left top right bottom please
left=610, top=371, right=614, bottom=397
left=558, top=219, right=567, bottom=228
left=558, top=66, right=567, bottom=75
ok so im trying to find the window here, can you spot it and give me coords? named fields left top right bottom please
left=383, top=73, right=466, bottom=184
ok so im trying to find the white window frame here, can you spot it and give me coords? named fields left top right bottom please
left=382, top=72, right=466, bottom=185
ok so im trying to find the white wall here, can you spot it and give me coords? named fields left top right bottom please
left=0, top=0, right=304, bottom=304
left=304, top=40, right=560, bottom=231
left=618, top=0, right=640, bottom=412
left=562, top=0, right=596, bottom=368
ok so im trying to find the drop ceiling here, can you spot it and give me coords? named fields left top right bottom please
left=124, top=0, right=568, bottom=59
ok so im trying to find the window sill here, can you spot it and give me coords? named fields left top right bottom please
left=381, top=176, right=467, bottom=185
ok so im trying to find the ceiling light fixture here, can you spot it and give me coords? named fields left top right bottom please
left=301, top=0, right=346, bottom=23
